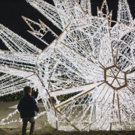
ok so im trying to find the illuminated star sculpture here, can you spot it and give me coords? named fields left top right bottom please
left=0, top=0, right=135, bottom=131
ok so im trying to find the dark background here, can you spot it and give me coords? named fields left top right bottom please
left=0, top=0, right=135, bottom=50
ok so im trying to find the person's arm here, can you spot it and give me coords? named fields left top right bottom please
left=33, top=98, right=39, bottom=113
left=17, top=100, right=22, bottom=112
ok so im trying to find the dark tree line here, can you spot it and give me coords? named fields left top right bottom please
left=0, top=90, right=38, bottom=102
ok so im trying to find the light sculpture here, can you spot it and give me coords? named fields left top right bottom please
left=0, top=0, right=135, bottom=131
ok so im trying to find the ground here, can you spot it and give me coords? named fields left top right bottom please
left=0, top=101, right=135, bottom=135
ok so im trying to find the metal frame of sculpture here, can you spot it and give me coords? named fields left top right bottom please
left=0, top=0, right=135, bottom=131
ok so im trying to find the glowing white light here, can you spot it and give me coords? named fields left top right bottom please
left=0, top=0, right=135, bottom=131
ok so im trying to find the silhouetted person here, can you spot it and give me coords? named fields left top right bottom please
left=17, top=86, right=39, bottom=135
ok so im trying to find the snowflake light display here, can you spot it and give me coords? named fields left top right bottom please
left=0, top=0, right=135, bottom=131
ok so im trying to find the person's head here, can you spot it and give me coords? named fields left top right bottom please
left=24, top=86, right=32, bottom=95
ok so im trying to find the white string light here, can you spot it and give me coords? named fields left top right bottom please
left=0, top=0, right=135, bottom=131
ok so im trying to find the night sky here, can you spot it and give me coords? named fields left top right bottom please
left=0, top=0, right=135, bottom=50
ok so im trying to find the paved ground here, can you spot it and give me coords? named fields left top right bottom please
left=0, top=101, right=135, bottom=135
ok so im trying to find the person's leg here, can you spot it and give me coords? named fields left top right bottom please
left=22, top=118, right=28, bottom=135
left=29, top=117, right=35, bottom=135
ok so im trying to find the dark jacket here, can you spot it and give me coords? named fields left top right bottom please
left=17, top=94, right=39, bottom=118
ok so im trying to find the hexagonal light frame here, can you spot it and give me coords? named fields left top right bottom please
left=104, top=65, right=127, bottom=90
